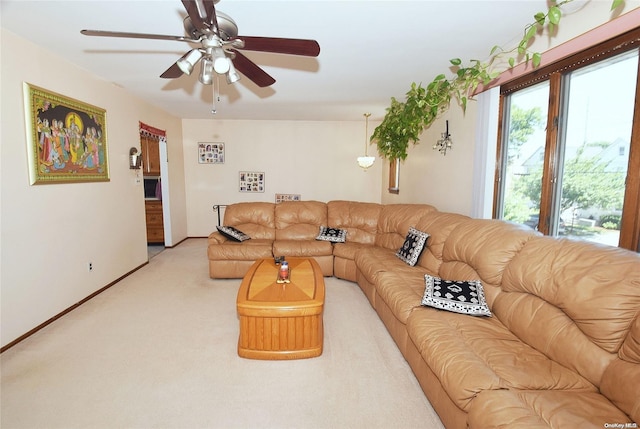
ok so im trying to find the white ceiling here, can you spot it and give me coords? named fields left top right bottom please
left=1, top=0, right=548, bottom=121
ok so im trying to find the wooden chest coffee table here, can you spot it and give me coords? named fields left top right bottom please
left=236, top=257, right=325, bottom=360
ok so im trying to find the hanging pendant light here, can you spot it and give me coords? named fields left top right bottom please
left=357, top=113, right=375, bottom=170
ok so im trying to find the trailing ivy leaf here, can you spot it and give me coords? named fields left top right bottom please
left=611, top=0, right=624, bottom=9
left=525, top=24, right=537, bottom=42
left=532, top=52, right=542, bottom=68
left=450, top=58, right=462, bottom=66
left=548, top=6, right=561, bottom=24
left=534, top=12, right=546, bottom=25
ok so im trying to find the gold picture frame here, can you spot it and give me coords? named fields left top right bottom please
left=24, top=83, right=109, bottom=184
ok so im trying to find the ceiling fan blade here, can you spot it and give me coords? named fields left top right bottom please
left=231, top=51, right=276, bottom=87
left=159, top=51, right=192, bottom=79
left=160, top=62, right=184, bottom=79
left=202, top=0, right=219, bottom=32
left=181, top=0, right=207, bottom=33
left=235, top=36, right=320, bottom=57
left=81, top=29, right=197, bottom=43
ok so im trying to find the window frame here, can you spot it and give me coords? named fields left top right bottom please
left=388, top=158, right=400, bottom=194
left=493, top=28, right=640, bottom=251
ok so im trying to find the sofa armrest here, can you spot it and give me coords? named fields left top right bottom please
left=208, top=231, right=229, bottom=245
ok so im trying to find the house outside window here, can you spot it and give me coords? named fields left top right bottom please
left=494, top=28, right=640, bottom=252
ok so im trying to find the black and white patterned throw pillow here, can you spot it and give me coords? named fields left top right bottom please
left=316, top=226, right=347, bottom=243
left=395, top=226, right=430, bottom=266
left=421, top=275, right=491, bottom=317
left=217, top=225, right=251, bottom=242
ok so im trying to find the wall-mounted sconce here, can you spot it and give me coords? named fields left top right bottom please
left=357, top=113, right=376, bottom=170
left=129, top=147, right=142, bottom=169
left=433, top=120, right=453, bottom=156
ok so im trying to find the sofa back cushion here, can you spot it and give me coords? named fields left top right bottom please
left=374, top=204, right=437, bottom=250
left=275, top=200, right=327, bottom=240
left=223, top=202, right=276, bottom=240
left=600, top=314, right=640, bottom=423
left=327, top=200, right=381, bottom=245
left=496, top=237, right=640, bottom=388
left=439, top=219, right=537, bottom=294
left=414, top=211, right=471, bottom=275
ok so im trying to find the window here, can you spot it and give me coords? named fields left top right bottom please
left=388, top=158, right=400, bottom=194
left=494, top=28, right=640, bottom=252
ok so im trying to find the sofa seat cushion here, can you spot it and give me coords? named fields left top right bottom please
left=332, top=242, right=372, bottom=260
left=376, top=271, right=428, bottom=324
left=273, top=239, right=333, bottom=257
left=406, top=308, right=596, bottom=411
left=467, top=389, right=631, bottom=429
left=207, top=239, right=274, bottom=261
left=355, top=246, right=419, bottom=285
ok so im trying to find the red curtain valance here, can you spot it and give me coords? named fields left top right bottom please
left=139, top=121, right=166, bottom=139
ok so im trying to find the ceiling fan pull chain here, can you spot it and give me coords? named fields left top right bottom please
left=211, top=74, right=220, bottom=114
left=211, top=81, right=217, bottom=114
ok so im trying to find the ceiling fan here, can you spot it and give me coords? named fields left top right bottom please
left=80, top=0, right=320, bottom=90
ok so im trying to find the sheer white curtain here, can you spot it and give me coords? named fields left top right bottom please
left=470, top=87, right=500, bottom=219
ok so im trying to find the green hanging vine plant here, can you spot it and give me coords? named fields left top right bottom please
left=371, top=0, right=625, bottom=161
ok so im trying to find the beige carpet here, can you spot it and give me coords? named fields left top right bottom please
left=1, top=239, right=444, bottom=429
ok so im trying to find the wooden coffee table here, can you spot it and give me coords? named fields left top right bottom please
left=236, top=257, right=325, bottom=360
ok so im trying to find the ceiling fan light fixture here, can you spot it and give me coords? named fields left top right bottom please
left=226, top=61, right=241, bottom=84
left=214, top=58, right=231, bottom=74
left=199, top=57, right=214, bottom=85
left=211, top=47, right=230, bottom=74
left=176, top=49, right=203, bottom=75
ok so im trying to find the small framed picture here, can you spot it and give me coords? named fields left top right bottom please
left=276, top=193, right=301, bottom=203
left=198, top=142, right=224, bottom=164
left=239, top=171, right=265, bottom=193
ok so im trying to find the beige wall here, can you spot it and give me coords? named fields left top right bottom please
left=380, top=103, right=478, bottom=215
left=182, top=119, right=383, bottom=237
left=0, top=29, right=186, bottom=347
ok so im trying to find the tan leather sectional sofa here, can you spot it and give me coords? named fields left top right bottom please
left=207, top=200, right=640, bottom=428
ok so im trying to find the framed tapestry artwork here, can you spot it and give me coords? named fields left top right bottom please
left=23, top=83, right=109, bottom=184
left=239, top=171, right=265, bottom=193
left=198, top=142, right=224, bottom=164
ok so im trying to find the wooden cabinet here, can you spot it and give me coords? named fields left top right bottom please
left=141, top=136, right=161, bottom=176
left=145, top=200, right=164, bottom=243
